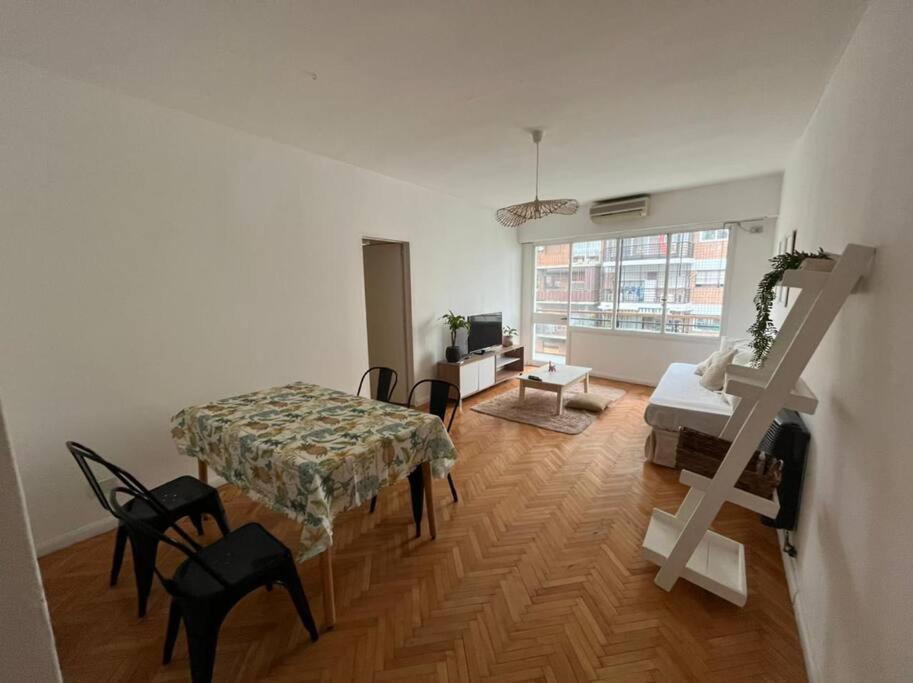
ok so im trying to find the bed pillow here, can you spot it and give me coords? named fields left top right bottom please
left=699, top=348, right=737, bottom=392
left=732, top=343, right=754, bottom=367
left=697, top=337, right=753, bottom=376
left=719, top=335, right=748, bottom=351
left=695, top=350, right=717, bottom=376
left=721, top=336, right=753, bottom=366
left=565, top=393, right=610, bottom=412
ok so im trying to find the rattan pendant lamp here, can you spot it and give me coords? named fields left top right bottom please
left=496, top=129, right=578, bottom=227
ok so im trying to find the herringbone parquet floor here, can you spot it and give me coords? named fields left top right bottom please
left=39, top=378, right=806, bottom=681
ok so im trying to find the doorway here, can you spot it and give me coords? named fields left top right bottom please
left=361, top=238, right=414, bottom=405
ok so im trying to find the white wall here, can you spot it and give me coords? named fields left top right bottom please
left=0, top=400, right=62, bottom=681
left=569, top=329, right=716, bottom=386
left=518, top=176, right=779, bottom=382
left=0, top=59, right=521, bottom=551
left=773, top=1, right=913, bottom=680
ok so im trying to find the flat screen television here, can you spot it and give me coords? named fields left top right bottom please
left=467, top=312, right=502, bottom=352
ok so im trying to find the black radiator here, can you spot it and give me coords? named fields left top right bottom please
left=758, top=409, right=810, bottom=530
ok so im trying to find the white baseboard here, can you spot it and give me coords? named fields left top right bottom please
left=36, top=516, right=119, bottom=557
left=589, top=370, right=657, bottom=388
left=777, top=529, right=819, bottom=683
left=36, top=475, right=228, bottom=557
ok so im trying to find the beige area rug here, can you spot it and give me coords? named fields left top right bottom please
left=472, top=384, right=626, bottom=434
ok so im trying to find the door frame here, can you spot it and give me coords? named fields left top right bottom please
left=361, top=237, right=415, bottom=399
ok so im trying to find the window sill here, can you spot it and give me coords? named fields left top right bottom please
left=568, top=326, right=720, bottom=344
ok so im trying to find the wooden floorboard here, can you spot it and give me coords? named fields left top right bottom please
left=39, top=378, right=807, bottom=681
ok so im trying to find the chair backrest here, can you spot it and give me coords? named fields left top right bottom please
left=357, top=366, right=398, bottom=403
left=66, top=441, right=150, bottom=514
left=407, top=379, right=460, bottom=432
left=108, top=486, right=230, bottom=594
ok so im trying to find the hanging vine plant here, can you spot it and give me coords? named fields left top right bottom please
left=749, top=248, right=831, bottom=366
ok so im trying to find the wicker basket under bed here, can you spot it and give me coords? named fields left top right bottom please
left=676, top=427, right=783, bottom=499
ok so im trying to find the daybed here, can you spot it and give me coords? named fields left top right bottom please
left=644, top=336, right=756, bottom=467
left=643, top=362, right=733, bottom=467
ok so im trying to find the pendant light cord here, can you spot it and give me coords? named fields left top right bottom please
left=494, top=128, right=578, bottom=227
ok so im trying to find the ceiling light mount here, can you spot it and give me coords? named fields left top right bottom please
left=496, top=129, right=578, bottom=228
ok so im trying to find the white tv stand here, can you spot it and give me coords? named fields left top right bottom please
left=436, top=345, right=525, bottom=398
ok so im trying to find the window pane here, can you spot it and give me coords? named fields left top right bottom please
left=665, top=228, right=728, bottom=335
left=615, top=234, right=667, bottom=332
left=534, top=244, right=569, bottom=315
left=532, top=323, right=566, bottom=363
left=569, top=239, right=617, bottom=328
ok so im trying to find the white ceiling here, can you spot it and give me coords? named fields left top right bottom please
left=0, top=1, right=867, bottom=208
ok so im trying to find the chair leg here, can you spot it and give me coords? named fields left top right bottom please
left=205, top=492, right=231, bottom=536
left=163, top=599, right=182, bottom=664
left=408, top=469, right=424, bottom=538
left=185, top=625, right=220, bottom=683
left=213, top=508, right=230, bottom=536
left=110, top=524, right=129, bottom=587
left=130, top=535, right=158, bottom=618
left=447, top=473, right=459, bottom=503
left=189, top=513, right=205, bottom=536
left=183, top=606, right=228, bottom=683
left=282, top=564, right=319, bottom=642
left=369, top=495, right=378, bottom=514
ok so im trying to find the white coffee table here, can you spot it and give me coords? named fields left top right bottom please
left=517, top=364, right=592, bottom=416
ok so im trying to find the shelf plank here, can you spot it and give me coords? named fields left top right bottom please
left=781, top=269, right=830, bottom=290
left=642, top=509, right=747, bottom=607
left=724, top=375, right=818, bottom=414
left=725, top=363, right=760, bottom=378
left=679, top=470, right=780, bottom=517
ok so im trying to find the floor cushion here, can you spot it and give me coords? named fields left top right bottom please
left=565, top=393, right=610, bottom=412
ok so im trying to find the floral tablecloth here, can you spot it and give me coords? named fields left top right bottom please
left=170, top=382, right=457, bottom=560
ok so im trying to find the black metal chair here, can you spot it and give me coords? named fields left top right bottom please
left=108, top=486, right=318, bottom=683
left=356, top=366, right=398, bottom=404
left=407, top=379, right=460, bottom=506
left=359, top=367, right=399, bottom=513
left=367, top=379, right=460, bottom=535
left=66, top=441, right=230, bottom=617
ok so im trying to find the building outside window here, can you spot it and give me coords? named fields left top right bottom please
left=532, top=226, right=729, bottom=358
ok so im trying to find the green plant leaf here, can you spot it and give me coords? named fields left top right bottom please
left=748, top=248, right=829, bottom=366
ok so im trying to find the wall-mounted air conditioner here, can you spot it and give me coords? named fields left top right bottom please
left=589, top=194, right=650, bottom=220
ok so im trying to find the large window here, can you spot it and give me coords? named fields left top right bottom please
left=532, top=243, right=570, bottom=361
left=532, top=227, right=729, bottom=344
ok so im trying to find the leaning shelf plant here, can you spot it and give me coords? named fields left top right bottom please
left=748, top=248, right=831, bottom=366
left=441, top=310, right=471, bottom=362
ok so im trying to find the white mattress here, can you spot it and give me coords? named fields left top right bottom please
left=644, top=362, right=732, bottom=436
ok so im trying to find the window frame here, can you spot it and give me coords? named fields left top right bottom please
left=700, top=228, right=729, bottom=241
left=531, top=225, right=734, bottom=344
left=694, top=269, right=726, bottom=287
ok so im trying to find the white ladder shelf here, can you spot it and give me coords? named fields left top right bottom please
left=641, top=243, right=874, bottom=606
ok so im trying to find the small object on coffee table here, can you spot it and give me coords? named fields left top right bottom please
left=518, top=364, right=591, bottom=416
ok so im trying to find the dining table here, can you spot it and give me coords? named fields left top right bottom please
left=170, top=381, right=458, bottom=628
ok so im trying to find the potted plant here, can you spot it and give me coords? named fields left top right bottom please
left=748, top=248, right=830, bottom=365
left=502, top=325, right=518, bottom=347
left=441, top=310, right=471, bottom=362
